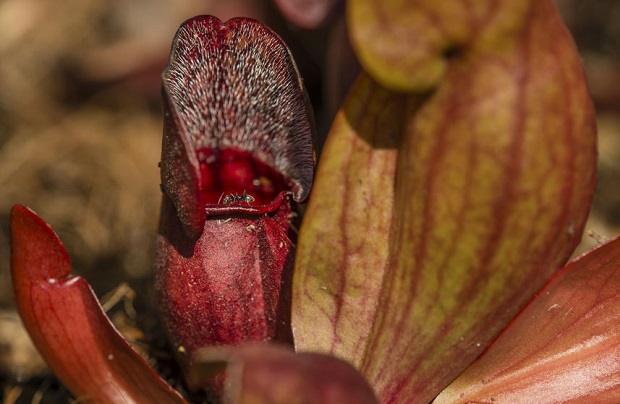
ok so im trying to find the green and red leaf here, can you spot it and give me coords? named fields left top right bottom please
left=348, top=1, right=538, bottom=92
left=294, top=1, right=596, bottom=402
left=291, top=74, right=418, bottom=364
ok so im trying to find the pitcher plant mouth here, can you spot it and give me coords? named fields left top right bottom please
left=196, top=147, right=295, bottom=217
left=159, top=15, right=316, bottom=241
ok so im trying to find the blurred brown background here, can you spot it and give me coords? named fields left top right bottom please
left=1, top=0, right=619, bottom=402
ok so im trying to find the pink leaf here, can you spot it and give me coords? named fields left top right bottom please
left=435, top=237, right=620, bottom=403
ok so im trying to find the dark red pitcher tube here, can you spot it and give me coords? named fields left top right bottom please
left=154, top=15, right=316, bottom=381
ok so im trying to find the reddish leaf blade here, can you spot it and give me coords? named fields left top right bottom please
left=10, top=205, right=185, bottom=403
left=435, top=237, right=620, bottom=403
left=189, top=343, right=378, bottom=404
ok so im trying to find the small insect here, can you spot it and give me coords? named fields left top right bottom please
left=218, top=190, right=255, bottom=205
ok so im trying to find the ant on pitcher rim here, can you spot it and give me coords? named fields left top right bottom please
left=218, top=190, right=255, bottom=205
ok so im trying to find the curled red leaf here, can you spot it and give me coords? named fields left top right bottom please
left=10, top=205, right=185, bottom=403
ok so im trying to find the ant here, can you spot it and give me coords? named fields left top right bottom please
left=218, top=190, right=255, bottom=205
